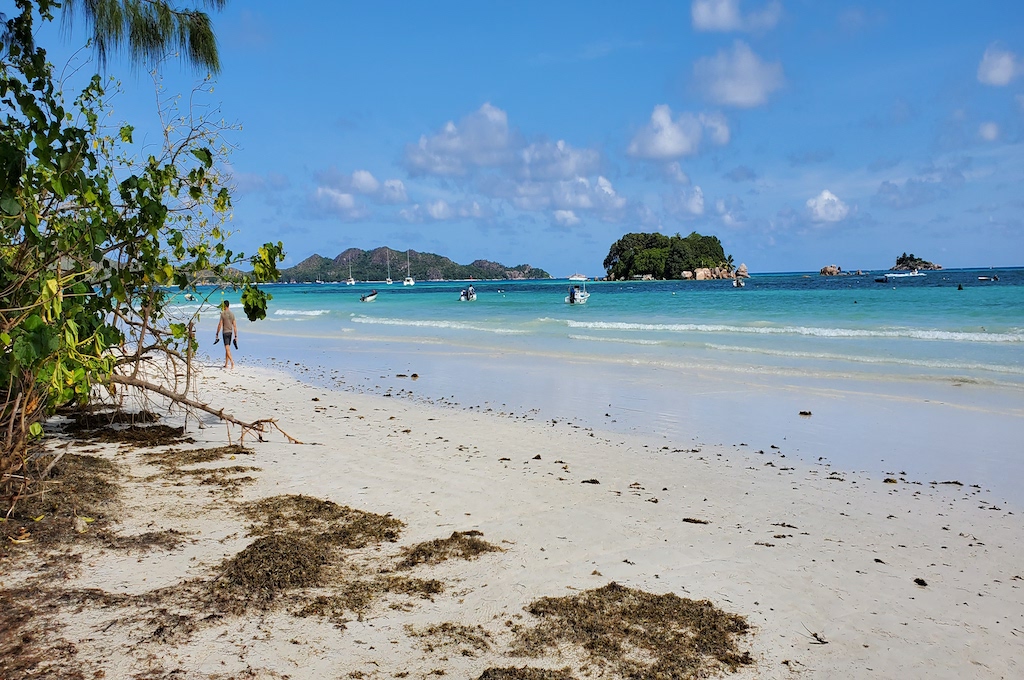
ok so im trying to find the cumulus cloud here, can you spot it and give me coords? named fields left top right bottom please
left=521, top=139, right=601, bottom=180
left=404, top=102, right=514, bottom=176
left=977, top=44, right=1021, bottom=86
left=806, top=190, right=849, bottom=223
left=349, top=170, right=380, bottom=194
left=314, top=168, right=408, bottom=205
left=715, top=195, right=745, bottom=226
left=399, top=199, right=490, bottom=223
left=312, top=187, right=367, bottom=220
left=691, top=0, right=782, bottom=33
left=381, top=179, right=408, bottom=203
left=553, top=209, right=581, bottom=226
left=627, top=105, right=730, bottom=159
left=665, top=186, right=705, bottom=217
left=694, top=41, right=784, bottom=107
left=978, top=122, right=1000, bottom=141
left=665, top=162, right=691, bottom=184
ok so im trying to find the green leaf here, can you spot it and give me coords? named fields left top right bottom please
left=119, top=125, right=134, bottom=143
left=192, top=147, right=213, bottom=168
left=29, top=422, right=43, bottom=438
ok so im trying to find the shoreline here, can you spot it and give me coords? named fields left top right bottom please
left=231, top=332, right=1024, bottom=509
left=5, top=361, right=1022, bottom=678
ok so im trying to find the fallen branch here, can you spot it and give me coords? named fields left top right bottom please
left=108, top=374, right=302, bottom=445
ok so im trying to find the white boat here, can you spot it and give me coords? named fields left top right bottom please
left=345, top=265, right=355, bottom=285
left=732, top=278, right=745, bottom=288
left=884, top=269, right=925, bottom=279
left=360, top=289, right=378, bottom=302
left=565, top=282, right=590, bottom=305
left=403, top=250, right=415, bottom=286
left=386, top=250, right=393, bottom=285
left=568, top=273, right=588, bottom=282
left=459, top=286, right=477, bottom=302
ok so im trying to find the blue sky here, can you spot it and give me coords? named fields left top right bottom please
left=41, top=1, right=1024, bottom=274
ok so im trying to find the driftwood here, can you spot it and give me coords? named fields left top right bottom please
left=109, top=374, right=302, bottom=444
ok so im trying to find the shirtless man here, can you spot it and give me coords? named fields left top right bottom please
left=214, top=300, right=238, bottom=369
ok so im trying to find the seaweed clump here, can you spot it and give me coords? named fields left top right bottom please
left=512, top=582, right=753, bottom=679
left=1, top=453, right=121, bottom=557
left=477, top=669, right=574, bottom=680
left=241, top=494, right=404, bottom=547
left=212, top=534, right=332, bottom=610
left=397, top=530, right=503, bottom=569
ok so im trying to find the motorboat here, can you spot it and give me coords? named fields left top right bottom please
left=565, top=282, right=590, bottom=305
left=403, top=250, right=415, bottom=286
left=732, top=279, right=745, bottom=288
left=360, top=290, right=378, bottom=302
left=459, top=286, right=477, bottom=302
left=884, top=269, right=925, bottom=279
left=568, top=273, right=588, bottom=282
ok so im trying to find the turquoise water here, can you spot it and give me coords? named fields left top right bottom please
left=180, top=268, right=1024, bottom=505
left=192, top=268, right=1024, bottom=388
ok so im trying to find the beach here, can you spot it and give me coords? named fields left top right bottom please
left=4, top=358, right=1022, bottom=679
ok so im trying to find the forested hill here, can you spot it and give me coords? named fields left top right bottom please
left=279, top=248, right=551, bottom=282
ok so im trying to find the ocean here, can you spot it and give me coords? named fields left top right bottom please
left=181, top=268, right=1024, bottom=506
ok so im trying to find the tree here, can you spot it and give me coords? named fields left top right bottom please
left=1, top=1, right=283, bottom=504
left=603, top=231, right=730, bottom=280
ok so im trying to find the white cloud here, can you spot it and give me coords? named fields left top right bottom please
left=684, top=186, right=705, bottom=215
left=350, top=170, right=380, bottom=194
left=400, top=199, right=490, bottom=222
left=977, top=44, right=1021, bottom=86
left=404, top=102, right=513, bottom=176
left=426, top=199, right=453, bottom=220
left=806, top=189, right=849, bottom=223
left=554, top=209, right=581, bottom=226
left=694, top=41, right=784, bottom=108
left=979, top=122, right=1000, bottom=141
left=665, top=162, right=691, bottom=184
left=691, top=0, right=781, bottom=33
left=715, top=195, right=745, bottom=226
left=521, top=139, right=601, bottom=180
left=313, top=187, right=367, bottom=220
left=627, top=105, right=730, bottom=159
left=381, top=179, right=408, bottom=203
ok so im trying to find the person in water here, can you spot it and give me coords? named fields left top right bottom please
left=214, top=300, right=238, bottom=369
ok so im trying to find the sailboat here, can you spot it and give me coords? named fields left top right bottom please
left=345, top=264, right=355, bottom=285
left=385, top=249, right=393, bottom=285
left=403, top=250, right=415, bottom=286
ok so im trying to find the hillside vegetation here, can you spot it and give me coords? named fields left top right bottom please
left=279, top=248, right=550, bottom=282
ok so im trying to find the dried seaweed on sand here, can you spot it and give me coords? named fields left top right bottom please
left=512, top=582, right=753, bottom=679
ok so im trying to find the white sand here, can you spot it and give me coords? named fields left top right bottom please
left=15, top=363, right=1024, bottom=679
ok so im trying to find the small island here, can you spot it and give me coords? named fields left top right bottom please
left=603, top=231, right=746, bottom=281
left=892, top=252, right=942, bottom=271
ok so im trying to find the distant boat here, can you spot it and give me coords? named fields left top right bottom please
left=568, top=273, right=588, bottom=282
left=345, top=265, right=355, bottom=285
left=885, top=269, right=925, bottom=279
left=403, top=250, right=415, bottom=286
left=459, top=285, right=477, bottom=302
left=732, top=278, right=745, bottom=288
left=360, top=289, right=378, bottom=302
left=565, top=282, right=590, bottom=305
left=386, top=250, right=393, bottom=285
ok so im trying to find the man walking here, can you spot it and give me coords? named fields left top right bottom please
left=214, top=300, right=238, bottom=369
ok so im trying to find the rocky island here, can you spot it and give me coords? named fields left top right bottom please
left=892, top=252, right=942, bottom=271
left=278, top=247, right=550, bottom=283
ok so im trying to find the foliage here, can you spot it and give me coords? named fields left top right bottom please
left=59, top=0, right=226, bottom=72
left=603, top=231, right=730, bottom=280
left=893, top=252, right=940, bottom=271
left=280, top=247, right=551, bottom=282
left=0, top=1, right=283, bottom=498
